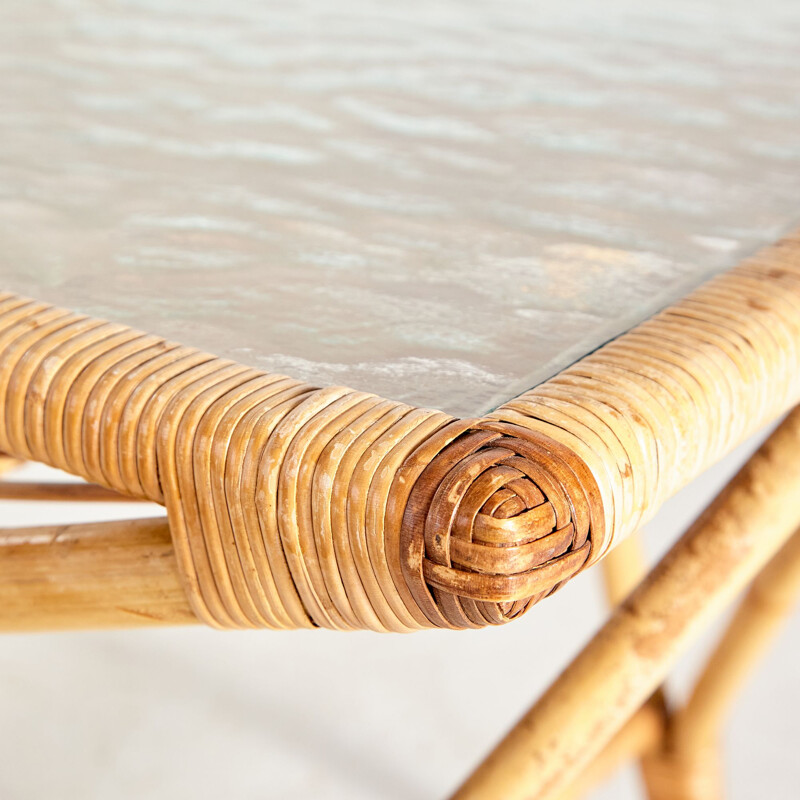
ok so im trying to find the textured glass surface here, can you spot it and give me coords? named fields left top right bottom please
left=2, top=0, right=800, bottom=416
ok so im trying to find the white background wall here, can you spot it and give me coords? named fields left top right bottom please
left=1, top=423, right=798, bottom=799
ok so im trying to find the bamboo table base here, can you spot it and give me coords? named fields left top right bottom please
left=4, top=226, right=800, bottom=792
left=2, top=411, right=800, bottom=797
left=449, top=407, right=800, bottom=800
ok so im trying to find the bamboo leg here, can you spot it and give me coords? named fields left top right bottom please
left=645, top=528, right=800, bottom=800
left=601, top=534, right=672, bottom=800
left=0, top=481, right=146, bottom=502
left=555, top=535, right=675, bottom=800
left=602, top=533, right=649, bottom=607
left=448, top=407, right=800, bottom=800
left=553, top=703, right=665, bottom=800
left=0, top=519, right=196, bottom=631
left=0, top=458, right=190, bottom=629
left=557, top=534, right=668, bottom=800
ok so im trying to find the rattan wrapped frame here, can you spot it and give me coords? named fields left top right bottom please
left=453, top=405, right=800, bottom=800
left=2, top=231, right=800, bottom=632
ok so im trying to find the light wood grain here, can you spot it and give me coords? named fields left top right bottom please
left=0, top=518, right=195, bottom=631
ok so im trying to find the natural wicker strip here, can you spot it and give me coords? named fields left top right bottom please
left=2, top=233, right=800, bottom=629
left=490, top=239, right=800, bottom=556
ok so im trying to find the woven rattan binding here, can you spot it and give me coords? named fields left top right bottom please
left=2, top=232, right=800, bottom=630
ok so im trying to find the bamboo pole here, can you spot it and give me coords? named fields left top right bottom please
left=645, top=528, right=800, bottom=800
left=602, top=532, right=649, bottom=608
left=553, top=703, right=664, bottom=800
left=0, top=518, right=196, bottom=631
left=449, top=407, right=800, bottom=800
left=0, top=481, right=145, bottom=502
left=551, top=535, right=670, bottom=800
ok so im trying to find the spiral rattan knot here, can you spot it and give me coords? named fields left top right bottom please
left=396, top=420, right=603, bottom=629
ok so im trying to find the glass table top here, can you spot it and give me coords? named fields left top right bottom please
left=2, top=0, right=800, bottom=416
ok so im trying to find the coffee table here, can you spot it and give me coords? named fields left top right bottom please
left=2, top=2, right=800, bottom=798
